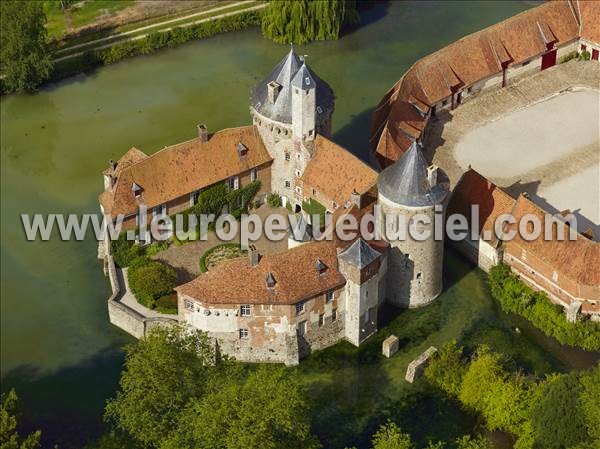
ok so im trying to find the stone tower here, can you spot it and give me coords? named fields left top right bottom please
left=337, top=238, right=387, bottom=346
left=249, top=48, right=334, bottom=209
left=377, top=142, right=449, bottom=308
left=291, top=62, right=316, bottom=142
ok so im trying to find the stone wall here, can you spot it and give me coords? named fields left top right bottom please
left=105, top=251, right=178, bottom=339
left=378, top=195, right=445, bottom=308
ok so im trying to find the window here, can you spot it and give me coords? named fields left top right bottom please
left=295, top=302, right=305, bottom=315
left=581, top=44, right=587, bottom=51
left=416, top=272, right=422, bottom=279
left=316, top=106, right=323, bottom=114
left=250, top=168, right=258, bottom=182
left=442, top=99, right=448, bottom=107
left=153, top=204, right=166, bottom=218
left=325, top=290, right=333, bottom=303
left=332, top=308, right=337, bottom=322
left=190, top=190, right=200, bottom=206
left=318, top=314, right=324, bottom=327
left=239, top=328, right=249, bottom=339
left=285, top=180, right=291, bottom=188
left=184, top=299, right=195, bottom=311
left=285, top=152, right=290, bottom=161
left=240, top=305, right=251, bottom=316
left=297, top=320, right=307, bottom=336
left=228, top=176, right=239, bottom=191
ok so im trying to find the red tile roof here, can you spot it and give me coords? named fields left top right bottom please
left=99, top=126, right=272, bottom=217
left=301, top=135, right=378, bottom=207
left=578, top=0, right=600, bottom=44
left=176, top=241, right=346, bottom=305
left=447, top=169, right=516, bottom=247
left=506, top=194, right=600, bottom=289
left=371, top=0, right=583, bottom=167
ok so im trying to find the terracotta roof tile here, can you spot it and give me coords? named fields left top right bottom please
left=176, top=241, right=346, bottom=305
left=100, top=126, right=272, bottom=217
left=579, top=0, right=600, bottom=44
left=371, top=1, right=581, bottom=166
left=447, top=169, right=516, bottom=247
left=507, top=195, right=600, bottom=288
left=301, top=135, right=378, bottom=207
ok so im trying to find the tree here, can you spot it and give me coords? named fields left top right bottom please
left=424, top=341, right=466, bottom=397
left=0, top=389, right=41, bottom=449
left=455, top=435, right=493, bottom=449
left=578, top=365, right=600, bottom=445
left=104, top=325, right=218, bottom=447
left=459, top=346, right=534, bottom=438
left=261, top=0, right=358, bottom=44
left=530, top=374, right=589, bottom=449
left=0, top=1, right=53, bottom=93
left=161, top=365, right=320, bottom=449
left=370, top=421, right=414, bottom=449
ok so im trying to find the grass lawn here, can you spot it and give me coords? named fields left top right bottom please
left=45, top=1, right=134, bottom=41
left=199, top=243, right=246, bottom=273
left=294, top=247, right=590, bottom=449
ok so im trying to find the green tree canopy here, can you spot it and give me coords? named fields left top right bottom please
left=530, top=373, right=590, bottom=449
left=104, top=325, right=218, bottom=447
left=0, top=1, right=53, bottom=93
left=161, top=365, right=320, bottom=449
left=261, top=0, right=359, bottom=44
left=0, top=389, right=41, bottom=449
left=370, top=421, right=414, bottom=449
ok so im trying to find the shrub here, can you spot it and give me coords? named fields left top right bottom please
left=456, top=435, right=493, bottom=449
left=559, top=51, right=578, bottom=64
left=267, top=193, right=282, bottom=208
left=111, top=234, right=143, bottom=267
left=579, top=50, right=591, bottom=61
left=155, top=294, right=178, bottom=315
left=128, top=261, right=177, bottom=309
left=145, top=241, right=169, bottom=256
left=488, top=264, right=600, bottom=351
left=199, top=243, right=246, bottom=273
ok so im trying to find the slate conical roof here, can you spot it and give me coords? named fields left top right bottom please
left=377, top=141, right=448, bottom=207
left=291, top=62, right=316, bottom=89
left=250, top=48, right=333, bottom=124
left=338, top=238, right=381, bottom=268
left=288, top=214, right=313, bottom=242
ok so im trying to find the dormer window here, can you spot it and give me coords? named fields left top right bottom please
left=317, top=106, right=323, bottom=114
left=316, top=259, right=327, bottom=275
left=266, top=272, right=276, bottom=289
left=237, top=142, right=248, bottom=159
left=132, top=182, right=142, bottom=198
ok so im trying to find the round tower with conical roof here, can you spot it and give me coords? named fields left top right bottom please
left=377, top=142, right=449, bottom=308
left=249, top=47, right=334, bottom=210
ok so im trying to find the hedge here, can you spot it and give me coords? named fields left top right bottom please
left=128, top=259, right=177, bottom=309
left=50, top=11, right=261, bottom=84
left=199, top=243, right=246, bottom=273
left=488, top=263, right=600, bottom=351
left=111, top=234, right=169, bottom=268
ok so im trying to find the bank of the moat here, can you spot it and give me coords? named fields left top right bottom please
left=2, top=2, right=598, bottom=448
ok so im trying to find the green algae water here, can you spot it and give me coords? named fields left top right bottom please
left=1, top=2, right=597, bottom=448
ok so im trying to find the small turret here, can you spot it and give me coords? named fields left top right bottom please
left=291, top=61, right=316, bottom=142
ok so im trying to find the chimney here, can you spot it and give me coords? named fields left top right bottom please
left=351, top=189, right=361, bottom=208
left=427, top=165, right=438, bottom=187
left=267, top=81, right=282, bottom=103
left=197, top=124, right=208, bottom=142
left=248, top=245, right=260, bottom=267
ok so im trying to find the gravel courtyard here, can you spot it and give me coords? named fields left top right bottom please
left=427, top=61, right=600, bottom=237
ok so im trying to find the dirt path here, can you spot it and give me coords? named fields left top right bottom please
left=54, top=1, right=265, bottom=62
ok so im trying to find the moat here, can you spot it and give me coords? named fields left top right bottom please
left=1, top=2, right=598, bottom=448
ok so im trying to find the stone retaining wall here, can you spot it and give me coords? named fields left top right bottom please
left=105, top=245, right=178, bottom=339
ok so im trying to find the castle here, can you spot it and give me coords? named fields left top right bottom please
left=100, top=0, right=599, bottom=365
left=100, top=47, right=449, bottom=366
